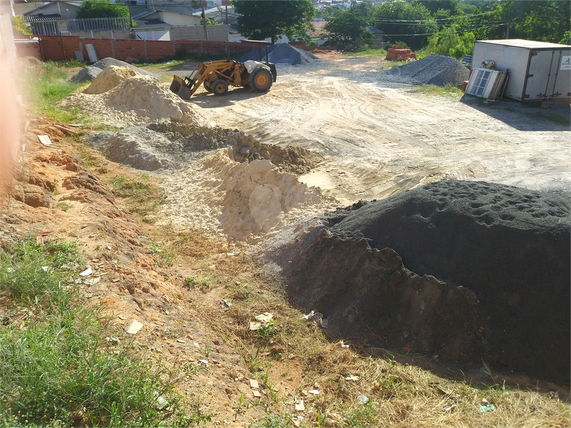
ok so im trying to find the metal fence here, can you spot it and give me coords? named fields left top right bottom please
left=66, top=17, right=130, bottom=32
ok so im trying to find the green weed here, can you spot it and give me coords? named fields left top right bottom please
left=108, top=174, right=166, bottom=221
left=0, top=238, right=196, bottom=427
left=411, top=83, right=464, bottom=98
left=250, top=413, right=294, bottom=428
left=342, top=402, right=376, bottom=428
left=24, top=61, right=87, bottom=123
left=344, top=48, right=387, bottom=57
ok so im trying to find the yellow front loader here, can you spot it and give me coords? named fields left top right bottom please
left=170, top=59, right=277, bottom=99
left=170, top=40, right=277, bottom=100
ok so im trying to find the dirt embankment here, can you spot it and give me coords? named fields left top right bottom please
left=263, top=180, right=570, bottom=384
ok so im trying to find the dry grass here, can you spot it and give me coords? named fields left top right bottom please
left=155, top=228, right=570, bottom=428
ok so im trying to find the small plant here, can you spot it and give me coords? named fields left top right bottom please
left=204, top=340, right=211, bottom=357
left=108, top=173, right=166, bottom=222
left=56, top=201, right=72, bottom=212
left=250, top=413, right=294, bottom=428
left=342, top=402, right=376, bottom=428
left=52, top=178, right=59, bottom=195
left=254, top=320, right=279, bottom=342
left=184, top=276, right=198, bottom=288
left=236, top=393, right=246, bottom=415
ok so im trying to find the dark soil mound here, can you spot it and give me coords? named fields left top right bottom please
left=380, top=55, right=469, bottom=86
left=274, top=180, right=570, bottom=383
left=237, top=43, right=318, bottom=65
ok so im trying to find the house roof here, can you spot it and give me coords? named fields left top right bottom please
left=24, top=1, right=81, bottom=15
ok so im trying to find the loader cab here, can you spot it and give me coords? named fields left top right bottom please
left=241, top=39, right=277, bottom=83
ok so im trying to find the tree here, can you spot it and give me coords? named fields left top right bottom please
left=11, top=16, right=32, bottom=36
left=76, top=0, right=129, bottom=19
left=233, top=0, right=315, bottom=44
left=324, top=8, right=375, bottom=50
left=492, top=1, right=570, bottom=43
left=371, top=0, right=438, bottom=50
left=426, top=25, right=475, bottom=58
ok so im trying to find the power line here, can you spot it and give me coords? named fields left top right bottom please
left=371, top=10, right=497, bottom=24
left=380, top=22, right=508, bottom=37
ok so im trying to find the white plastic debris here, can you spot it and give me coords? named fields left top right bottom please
left=38, top=135, right=53, bottom=147
left=199, top=359, right=209, bottom=366
left=295, top=399, right=305, bottom=411
left=41, top=266, right=50, bottom=272
left=346, top=375, right=359, bottom=381
left=126, top=320, right=143, bottom=334
left=250, top=379, right=259, bottom=389
left=177, top=339, right=186, bottom=343
left=79, top=267, right=92, bottom=276
left=308, top=390, right=319, bottom=395
left=357, top=395, right=369, bottom=404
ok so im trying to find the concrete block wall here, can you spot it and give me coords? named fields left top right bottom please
left=170, top=25, right=228, bottom=42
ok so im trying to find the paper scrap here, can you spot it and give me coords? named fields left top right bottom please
left=126, top=320, right=143, bottom=335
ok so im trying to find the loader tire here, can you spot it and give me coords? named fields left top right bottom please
left=212, top=79, right=228, bottom=96
left=249, top=68, right=272, bottom=92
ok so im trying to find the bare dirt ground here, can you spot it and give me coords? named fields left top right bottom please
left=173, top=52, right=571, bottom=205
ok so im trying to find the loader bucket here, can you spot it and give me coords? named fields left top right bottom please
left=170, top=75, right=192, bottom=100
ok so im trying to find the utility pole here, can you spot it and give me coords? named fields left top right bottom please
left=506, top=22, right=510, bottom=39
left=201, top=0, right=208, bottom=40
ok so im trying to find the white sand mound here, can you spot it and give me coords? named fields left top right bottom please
left=84, top=65, right=140, bottom=94
left=158, top=150, right=333, bottom=242
left=58, top=75, right=208, bottom=128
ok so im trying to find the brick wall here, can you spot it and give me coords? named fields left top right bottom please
left=37, top=35, right=336, bottom=62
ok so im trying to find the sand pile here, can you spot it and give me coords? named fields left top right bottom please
left=262, top=180, right=570, bottom=383
left=158, top=148, right=333, bottom=242
left=380, top=55, right=469, bottom=87
left=84, top=66, right=140, bottom=94
left=58, top=76, right=208, bottom=128
left=237, top=43, right=319, bottom=65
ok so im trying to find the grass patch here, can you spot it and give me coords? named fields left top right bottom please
left=0, top=238, right=204, bottom=427
left=108, top=173, right=166, bottom=222
left=530, top=111, right=570, bottom=126
left=23, top=61, right=87, bottom=123
left=343, top=48, right=387, bottom=57
left=410, top=83, right=464, bottom=98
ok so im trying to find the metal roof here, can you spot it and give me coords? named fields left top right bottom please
left=477, top=39, right=571, bottom=49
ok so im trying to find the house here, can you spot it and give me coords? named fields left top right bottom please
left=133, top=9, right=201, bottom=27
left=23, top=1, right=82, bottom=35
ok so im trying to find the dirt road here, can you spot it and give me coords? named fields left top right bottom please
left=188, top=55, right=570, bottom=205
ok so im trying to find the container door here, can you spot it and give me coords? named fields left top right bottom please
left=524, top=49, right=560, bottom=100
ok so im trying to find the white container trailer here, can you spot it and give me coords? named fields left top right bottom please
left=472, top=39, right=571, bottom=102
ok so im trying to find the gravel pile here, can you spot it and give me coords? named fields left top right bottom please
left=92, top=57, right=156, bottom=77
left=380, top=55, right=469, bottom=86
left=87, top=119, right=233, bottom=171
left=237, top=43, right=318, bottom=65
left=264, top=180, right=570, bottom=383
left=68, top=65, right=101, bottom=83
